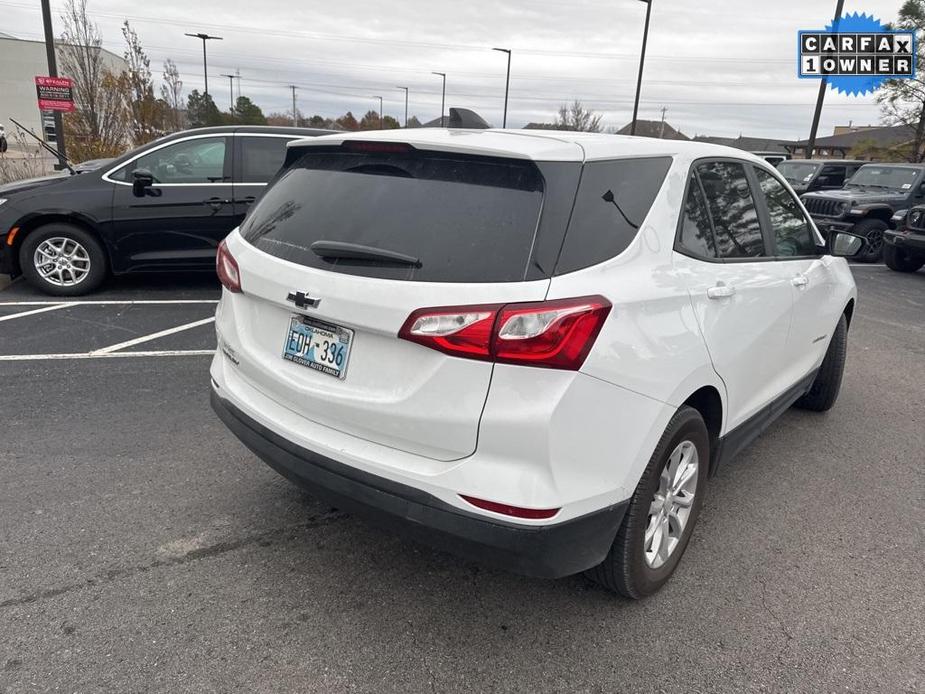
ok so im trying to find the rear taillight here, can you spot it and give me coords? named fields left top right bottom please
left=216, top=239, right=242, bottom=293
left=398, top=295, right=611, bottom=370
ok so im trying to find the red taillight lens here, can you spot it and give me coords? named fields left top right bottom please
left=397, top=295, right=611, bottom=370
left=398, top=303, right=501, bottom=361
left=460, top=495, right=560, bottom=520
left=216, top=239, right=242, bottom=293
left=493, top=297, right=611, bottom=369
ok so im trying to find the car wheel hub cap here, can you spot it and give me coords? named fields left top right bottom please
left=34, top=237, right=91, bottom=287
left=644, top=440, right=699, bottom=570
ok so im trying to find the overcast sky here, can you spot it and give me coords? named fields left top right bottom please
left=0, top=0, right=909, bottom=138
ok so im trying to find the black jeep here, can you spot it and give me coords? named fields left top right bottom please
left=883, top=206, right=925, bottom=273
left=777, top=159, right=865, bottom=195
left=801, top=163, right=925, bottom=262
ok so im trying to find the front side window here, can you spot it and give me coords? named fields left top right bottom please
left=239, top=136, right=291, bottom=183
left=111, top=137, right=228, bottom=184
left=755, top=169, right=818, bottom=257
left=696, top=161, right=765, bottom=258
left=819, top=165, right=846, bottom=187
left=677, top=172, right=717, bottom=259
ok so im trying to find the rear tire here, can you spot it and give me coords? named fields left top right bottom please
left=794, top=315, right=847, bottom=412
left=851, top=218, right=887, bottom=263
left=883, top=244, right=924, bottom=273
left=18, top=224, right=108, bottom=296
left=585, top=406, right=709, bottom=599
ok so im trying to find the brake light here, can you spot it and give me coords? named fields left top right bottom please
left=460, top=495, right=560, bottom=520
left=398, top=295, right=611, bottom=370
left=216, top=240, right=242, bottom=293
left=342, top=141, right=414, bottom=154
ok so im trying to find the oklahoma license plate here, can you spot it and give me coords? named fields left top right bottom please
left=282, top=316, right=353, bottom=379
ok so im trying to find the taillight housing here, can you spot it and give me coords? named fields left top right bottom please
left=216, top=239, right=242, bottom=293
left=398, top=295, right=611, bottom=370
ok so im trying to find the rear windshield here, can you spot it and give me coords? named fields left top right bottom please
left=241, top=147, right=544, bottom=282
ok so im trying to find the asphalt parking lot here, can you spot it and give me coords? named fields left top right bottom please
left=0, top=266, right=922, bottom=694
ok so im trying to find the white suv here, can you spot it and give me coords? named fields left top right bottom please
left=210, top=130, right=860, bottom=598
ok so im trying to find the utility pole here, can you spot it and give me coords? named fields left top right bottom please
left=288, top=85, right=298, bottom=126
left=184, top=32, right=223, bottom=96
left=492, top=48, right=512, bottom=128
left=396, top=86, right=409, bottom=127
left=220, top=74, right=235, bottom=112
left=39, top=0, right=67, bottom=167
left=806, top=0, right=846, bottom=157
left=630, top=0, right=652, bottom=136
left=659, top=106, right=667, bottom=138
left=374, top=96, right=383, bottom=128
left=432, top=72, right=446, bottom=126
left=235, top=69, right=241, bottom=102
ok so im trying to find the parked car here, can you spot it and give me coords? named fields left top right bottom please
left=884, top=206, right=925, bottom=272
left=0, top=125, right=331, bottom=295
left=777, top=159, right=865, bottom=195
left=756, top=152, right=789, bottom=167
left=800, top=162, right=925, bottom=262
left=210, top=130, right=862, bottom=598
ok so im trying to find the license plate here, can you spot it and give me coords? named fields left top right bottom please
left=282, top=316, right=353, bottom=379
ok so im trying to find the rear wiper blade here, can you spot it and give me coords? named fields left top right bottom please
left=310, top=240, right=421, bottom=267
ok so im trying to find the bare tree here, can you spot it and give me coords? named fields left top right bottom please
left=878, top=0, right=925, bottom=161
left=122, top=21, right=164, bottom=144
left=161, top=58, right=184, bottom=131
left=58, top=0, right=130, bottom=159
left=554, top=100, right=603, bottom=132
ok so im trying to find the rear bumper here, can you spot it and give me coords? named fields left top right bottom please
left=211, top=387, right=629, bottom=579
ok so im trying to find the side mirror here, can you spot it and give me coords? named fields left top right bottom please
left=829, top=231, right=865, bottom=257
left=132, top=168, right=155, bottom=197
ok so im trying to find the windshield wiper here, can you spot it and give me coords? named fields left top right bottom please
left=310, top=240, right=421, bottom=267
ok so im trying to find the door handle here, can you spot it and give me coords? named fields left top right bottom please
left=791, top=274, right=809, bottom=288
left=203, top=197, right=228, bottom=211
left=707, top=283, right=736, bottom=300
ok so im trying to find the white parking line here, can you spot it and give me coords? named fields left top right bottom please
left=0, top=303, right=74, bottom=323
left=92, top=317, right=216, bottom=354
left=0, top=300, right=218, bottom=306
left=0, top=350, right=215, bottom=361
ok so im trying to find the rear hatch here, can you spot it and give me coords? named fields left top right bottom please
left=225, top=141, right=559, bottom=461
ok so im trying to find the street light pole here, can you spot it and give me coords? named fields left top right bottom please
left=396, top=86, right=409, bottom=127
left=39, top=0, right=67, bottom=167
left=432, top=72, right=446, bottom=126
left=492, top=48, right=512, bottom=128
left=374, top=96, right=383, bottom=128
left=220, top=73, right=235, bottom=112
left=184, top=32, right=223, bottom=96
left=630, top=0, right=652, bottom=136
left=806, top=0, right=846, bottom=157
left=288, top=85, right=298, bottom=126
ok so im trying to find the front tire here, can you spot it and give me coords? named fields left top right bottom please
left=794, top=315, right=847, bottom=412
left=585, top=406, right=709, bottom=599
left=18, top=224, right=108, bottom=296
left=883, top=244, right=924, bottom=273
left=851, top=218, right=887, bottom=263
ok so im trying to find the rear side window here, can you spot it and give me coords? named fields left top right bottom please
left=677, top=173, right=717, bottom=258
left=819, top=164, right=846, bottom=187
left=241, top=148, right=544, bottom=282
left=696, top=161, right=765, bottom=258
left=555, top=157, right=671, bottom=274
left=238, top=136, right=291, bottom=183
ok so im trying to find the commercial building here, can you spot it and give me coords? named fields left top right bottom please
left=0, top=32, right=127, bottom=145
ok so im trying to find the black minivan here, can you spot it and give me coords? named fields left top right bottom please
left=0, top=125, right=330, bottom=295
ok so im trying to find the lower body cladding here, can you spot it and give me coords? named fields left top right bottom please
left=209, top=346, right=674, bottom=579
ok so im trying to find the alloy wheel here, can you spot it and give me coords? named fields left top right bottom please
left=644, top=440, right=699, bottom=569
left=34, top=237, right=91, bottom=287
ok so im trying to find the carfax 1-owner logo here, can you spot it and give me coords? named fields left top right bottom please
left=799, top=12, right=916, bottom=96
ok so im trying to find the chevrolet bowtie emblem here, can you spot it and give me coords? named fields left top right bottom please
left=286, top=291, right=321, bottom=309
